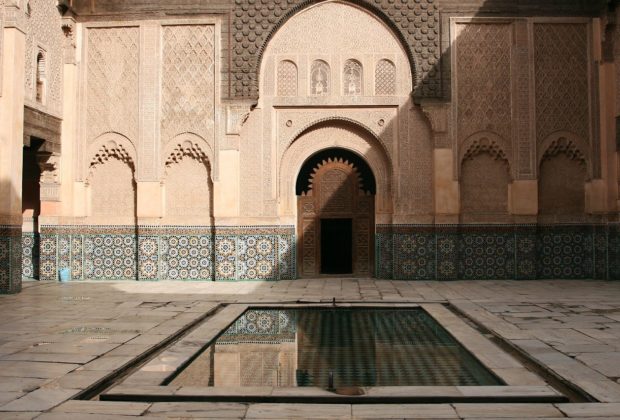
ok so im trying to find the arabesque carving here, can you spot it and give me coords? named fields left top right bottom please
left=534, top=23, right=589, bottom=144
left=86, top=26, right=140, bottom=143
left=456, top=23, right=512, bottom=145
left=231, top=0, right=438, bottom=98
left=161, top=25, right=215, bottom=145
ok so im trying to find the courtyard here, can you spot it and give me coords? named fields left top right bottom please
left=0, top=279, right=620, bottom=419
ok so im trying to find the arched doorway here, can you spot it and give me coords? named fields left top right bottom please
left=296, top=148, right=376, bottom=278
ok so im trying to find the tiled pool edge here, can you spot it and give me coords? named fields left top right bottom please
left=101, top=303, right=565, bottom=404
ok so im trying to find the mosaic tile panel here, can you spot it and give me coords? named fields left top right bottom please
left=436, top=227, right=458, bottom=281
left=38, top=225, right=296, bottom=282
left=515, top=226, right=537, bottom=280
left=537, top=226, right=593, bottom=280
left=458, top=228, right=515, bottom=280
left=393, top=229, right=435, bottom=280
left=0, top=226, right=22, bottom=293
left=609, top=224, right=620, bottom=280
left=22, top=233, right=39, bottom=280
left=39, top=233, right=57, bottom=282
left=376, top=224, right=614, bottom=281
left=594, top=225, right=609, bottom=280
left=375, top=227, right=393, bottom=279
left=159, top=235, right=211, bottom=281
left=83, top=235, right=137, bottom=280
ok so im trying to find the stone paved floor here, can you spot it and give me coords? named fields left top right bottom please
left=1, top=279, right=620, bottom=419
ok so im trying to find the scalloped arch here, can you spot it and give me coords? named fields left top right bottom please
left=86, top=132, right=137, bottom=183
left=459, top=131, right=512, bottom=179
left=538, top=131, right=590, bottom=180
left=162, top=132, right=214, bottom=176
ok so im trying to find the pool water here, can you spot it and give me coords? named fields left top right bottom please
left=170, top=308, right=503, bottom=389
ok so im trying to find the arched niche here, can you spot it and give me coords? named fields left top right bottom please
left=86, top=133, right=137, bottom=221
left=162, top=134, right=214, bottom=223
left=458, top=132, right=512, bottom=221
left=538, top=133, right=588, bottom=218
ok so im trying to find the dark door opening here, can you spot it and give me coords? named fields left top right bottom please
left=321, top=218, right=352, bottom=274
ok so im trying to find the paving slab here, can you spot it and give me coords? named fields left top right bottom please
left=147, top=402, right=248, bottom=418
left=352, top=404, right=458, bottom=418
left=453, top=403, right=564, bottom=418
left=556, top=402, right=620, bottom=417
left=0, top=388, right=79, bottom=412
left=245, top=403, right=351, bottom=419
left=52, top=400, right=151, bottom=415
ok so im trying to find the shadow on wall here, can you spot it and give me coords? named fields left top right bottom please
left=280, top=0, right=619, bottom=280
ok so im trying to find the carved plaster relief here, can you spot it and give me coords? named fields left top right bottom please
left=232, top=0, right=437, bottom=98
left=455, top=22, right=512, bottom=149
left=23, top=0, right=63, bottom=115
left=86, top=26, right=140, bottom=143
left=534, top=23, right=589, bottom=144
left=161, top=25, right=215, bottom=145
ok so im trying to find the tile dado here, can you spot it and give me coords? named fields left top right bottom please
left=376, top=224, right=620, bottom=281
left=0, top=225, right=22, bottom=293
left=38, top=225, right=296, bottom=282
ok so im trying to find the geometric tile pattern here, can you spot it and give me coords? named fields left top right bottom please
left=38, top=225, right=296, bottom=282
left=21, top=233, right=39, bottom=280
left=610, top=224, right=620, bottom=280
left=536, top=225, right=593, bottom=280
left=0, top=225, right=22, bottom=294
left=220, top=309, right=296, bottom=344
left=458, top=227, right=515, bottom=280
left=378, top=224, right=617, bottom=281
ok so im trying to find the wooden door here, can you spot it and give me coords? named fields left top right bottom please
left=297, top=158, right=374, bottom=277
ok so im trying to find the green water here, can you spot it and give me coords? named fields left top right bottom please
left=171, top=308, right=503, bottom=388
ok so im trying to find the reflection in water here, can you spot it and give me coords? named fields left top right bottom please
left=171, top=308, right=503, bottom=388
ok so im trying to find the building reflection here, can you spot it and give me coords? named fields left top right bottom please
left=171, top=309, right=501, bottom=388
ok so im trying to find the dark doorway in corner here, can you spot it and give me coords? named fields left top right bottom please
left=321, top=218, right=352, bottom=275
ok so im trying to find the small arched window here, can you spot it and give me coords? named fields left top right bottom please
left=310, top=60, right=330, bottom=96
left=375, top=59, right=396, bottom=95
left=277, top=60, right=298, bottom=96
left=36, top=51, right=46, bottom=104
left=343, top=59, right=362, bottom=95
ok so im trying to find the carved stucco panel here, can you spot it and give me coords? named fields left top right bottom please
left=232, top=0, right=438, bottom=98
left=161, top=24, right=215, bottom=145
left=86, top=26, right=140, bottom=143
left=456, top=23, right=512, bottom=147
left=23, top=0, right=63, bottom=115
left=534, top=23, right=589, bottom=144
left=401, top=106, right=433, bottom=216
